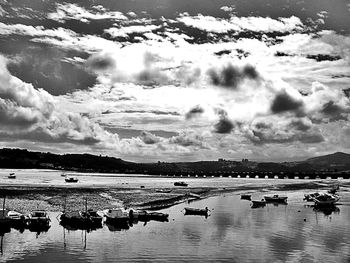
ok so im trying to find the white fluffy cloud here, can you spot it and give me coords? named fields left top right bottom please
left=48, top=3, right=127, bottom=23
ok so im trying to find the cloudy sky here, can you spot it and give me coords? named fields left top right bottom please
left=0, top=0, right=349, bottom=162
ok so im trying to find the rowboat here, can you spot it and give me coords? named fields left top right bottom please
left=264, top=195, right=288, bottom=203
left=184, top=207, right=209, bottom=216
left=313, top=193, right=340, bottom=206
left=240, top=194, right=251, bottom=200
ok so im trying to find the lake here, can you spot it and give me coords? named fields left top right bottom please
left=0, top=190, right=349, bottom=262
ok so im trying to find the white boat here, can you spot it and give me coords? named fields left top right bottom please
left=103, top=208, right=130, bottom=224
left=313, top=193, right=340, bottom=206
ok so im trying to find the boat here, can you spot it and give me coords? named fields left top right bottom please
left=240, top=194, right=251, bottom=200
left=147, top=212, right=169, bottom=222
left=174, top=182, right=188, bottom=187
left=60, top=211, right=93, bottom=229
left=313, top=193, right=340, bottom=206
left=87, top=209, right=103, bottom=226
left=327, top=185, right=339, bottom=195
left=65, top=177, right=79, bottom=183
left=27, top=210, right=50, bottom=228
left=155, top=189, right=172, bottom=193
left=103, top=208, right=130, bottom=225
left=6, top=211, right=27, bottom=229
left=8, top=173, right=16, bottom=179
left=264, top=195, right=288, bottom=203
left=251, top=199, right=266, bottom=207
left=184, top=207, right=209, bottom=216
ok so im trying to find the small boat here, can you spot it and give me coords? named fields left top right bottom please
left=87, top=209, right=103, bottom=226
left=313, top=193, right=340, bottom=206
left=251, top=199, right=266, bottom=207
left=240, top=194, right=251, bottom=200
left=6, top=211, right=27, bottom=229
left=264, top=195, right=288, bottom=203
left=174, top=182, right=188, bottom=187
left=184, top=207, right=209, bottom=216
left=155, top=189, right=172, bottom=193
left=60, top=211, right=92, bottom=229
left=103, top=208, right=130, bottom=225
left=8, top=173, right=16, bottom=179
left=147, top=212, right=169, bottom=222
left=65, top=177, right=79, bottom=183
left=27, top=210, right=50, bottom=227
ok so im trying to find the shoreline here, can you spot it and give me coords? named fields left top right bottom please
left=1, top=179, right=348, bottom=213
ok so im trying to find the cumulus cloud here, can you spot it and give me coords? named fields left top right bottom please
left=213, top=109, right=234, bottom=134
left=177, top=14, right=303, bottom=34
left=139, top=131, right=161, bottom=144
left=168, top=132, right=207, bottom=148
left=207, top=63, right=260, bottom=89
left=48, top=3, right=127, bottom=23
left=105, top=25, right=161, bottom=38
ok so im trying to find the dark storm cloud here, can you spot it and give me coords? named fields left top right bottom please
left=7, top=45, right=96, bottom=96
left=85, top=53, right=116, bottom=72
left=214, top=118, right=234, bottom=134
left=270, top=91, right=304, bottom=114
left=185, top=105, right=204, bottom=119
left=139, top=131, right=161, bottom=144
left=207, top=63, right=260, bottom=89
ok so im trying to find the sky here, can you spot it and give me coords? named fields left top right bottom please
left=0, top=0, right=349, bottom=162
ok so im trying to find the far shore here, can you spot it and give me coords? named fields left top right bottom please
left=1, top=177, right=348, bottom=213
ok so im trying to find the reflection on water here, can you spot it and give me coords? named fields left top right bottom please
left=0, top=192, right=349, bottom=262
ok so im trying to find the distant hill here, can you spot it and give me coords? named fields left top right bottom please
left=304, top=152, right=350, bottom=170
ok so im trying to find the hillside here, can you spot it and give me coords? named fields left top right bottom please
left=305, top=152, right=350, bottom=170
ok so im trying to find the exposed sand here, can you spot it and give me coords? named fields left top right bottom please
left=0, top=169, right=349, bottom=213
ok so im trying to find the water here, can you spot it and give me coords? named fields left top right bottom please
left=0, top=190, right=349, bottom=262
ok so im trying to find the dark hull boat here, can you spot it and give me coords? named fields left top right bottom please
left=251, top=200, right=266, bottom=208
left=27, top=210, right=50, bottom=227
left=240, top=194, right=251, bottom=200
left=184, top=207, right=209, bottom=216
left=65, top=177, right=79, bottom=183
left=174, top=182, right=188, bottom=187
left=264, top=195, right=288, bottom=203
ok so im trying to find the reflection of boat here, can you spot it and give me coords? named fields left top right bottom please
left=8, top=173, right=16, bottom=179
left=105, top=221, right=129, bottom=231
left=313, top=193, right=340, bottom=206
left=264, top=195, right=288, bottom=203
left=65, top=176, right=79, bottom=183
left=27, top=210, right=50, bottom=228
left=240, top=194, right=251, bottom=200
left=251, top=199, right=266, bottom=207
left=184, top=207, right=209, bottom=217
left=174, top=182, right=188, bottom=187
left=313, top=205, right=340, bottom=216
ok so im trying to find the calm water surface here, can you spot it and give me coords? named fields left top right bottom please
left=1, top=191, right=349, bottom=262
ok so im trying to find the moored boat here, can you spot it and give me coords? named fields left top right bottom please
left=65, top=177, right=79, bottom=183
left=184, top=207, right=209, bottom=216
left=147, top=211, right=169, bottom=222
left=304, top=192, right=320, bottom=202
left=8, top=173, right=16, bottom=179
left=27, top=210, right=50, bottom=228
left=174, top=181, right=188, bottom=187
left=6, top=210, right=27, bottom=229
left=103, top=208, right=130, bottom=225
left=264, top=195, right=288, bottom=203
left=313, top=193, right=340, bottom=206
left=60, top=211, right=93, bottom=229
left=240, top=194, right=251, bottom=200
left=251, top=199, right=266, bottom=207
left=87, top=209, right=103, bottom=226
